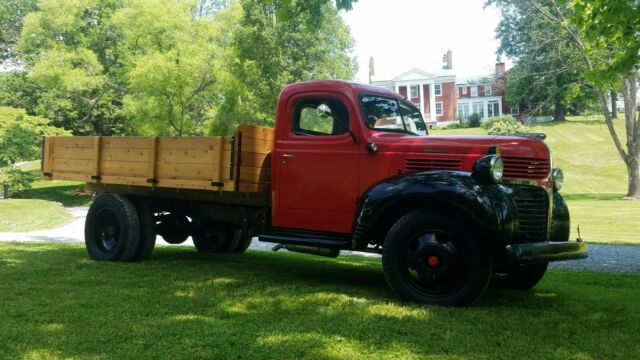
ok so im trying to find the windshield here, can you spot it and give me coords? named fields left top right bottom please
left=360, top=94, right=428, bottom=136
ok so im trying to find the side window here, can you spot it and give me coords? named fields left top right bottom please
left=292, top=99, right=349, bottom=136
left=361, top=95, right=403, bottom=131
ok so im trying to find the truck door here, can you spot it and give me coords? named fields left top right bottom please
left=272, top=92, right=358, bottom=234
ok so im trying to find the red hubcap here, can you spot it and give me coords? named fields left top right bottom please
left=427, top=255, right=440, bottom=267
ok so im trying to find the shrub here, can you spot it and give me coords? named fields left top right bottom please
left=481, top=115, right=516, bottom=130
left=487, top=117, right=529, bottom=135
left=1, top=166, right=39, bottom=198
left=443, top=121, right=468, bottom=130
left=466, top=113, right=482, bottom=128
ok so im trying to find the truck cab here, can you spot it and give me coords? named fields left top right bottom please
left=43, top=80, right=588, bottom=306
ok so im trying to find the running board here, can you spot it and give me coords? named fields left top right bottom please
left=258, top=235, right=348, bottom=249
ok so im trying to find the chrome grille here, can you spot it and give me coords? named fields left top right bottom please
left=502, top=156, right=550, bottom=180
left=405, top=158, right=462, bottom=172
left=511, top=185, right=549, bottom=242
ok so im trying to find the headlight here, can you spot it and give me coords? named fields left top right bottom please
left=472, top=155, right=504, bottom=183
left=552, top=168, right=563, bottom=191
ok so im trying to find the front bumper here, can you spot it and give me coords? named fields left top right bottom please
left=505, top=240, right=588, bottom=264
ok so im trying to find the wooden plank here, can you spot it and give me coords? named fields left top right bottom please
left=52, top=158, right=94, bottom=173
left=51, top=146, right=95, bottom=160
left=99, top=175, right=149, bottom=187
left=158, top=136, right=219, bottom=150
left=101, top=149, right=150, bottom=162
left=156, top=178, right=221, bottom=191
left=213, top=137, right=223, bottom=184
left=92, top=136, right=101, bottom=181
left=102, top=137, right=150, bottom=149
left=236, top=124, right=275, bottom=141
left=42, top=137, right=53, bottom=174
left=223, top=137, right=273, bottom=154
left=53, top=136, right=95, bottom=148
left=147, top=137, right=158, bottom=184
left=101, top=160, right=148, bottom=177
left=156, top=163, right=216, bottom=180
left=50, top=172, right=92, bottom=182
left=157, top=149, right=217, bottom=164
left=222, top=151, right=271, bottom=168
left=222, top=165, right=271, bottom=184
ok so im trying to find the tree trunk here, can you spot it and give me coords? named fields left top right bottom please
left=628, top=155, right=640, bottom=199
left=2, top=183, right=8, bottom=199
left=610, top=91, right=618, bottom=119
left=553, top=101, right=566, bottom=121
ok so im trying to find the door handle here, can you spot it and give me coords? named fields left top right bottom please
left=282, top=154, right=293, bottom=163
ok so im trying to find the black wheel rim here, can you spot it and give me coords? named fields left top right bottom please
left=402, top=230, right=471, bottom=296
left=94, top=208, right=121, bottom=254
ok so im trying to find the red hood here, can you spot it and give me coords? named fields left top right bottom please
left=370, top=132, right=551, bottom=181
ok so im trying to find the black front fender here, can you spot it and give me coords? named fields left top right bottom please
left=352, top=171, right=515, bottom=248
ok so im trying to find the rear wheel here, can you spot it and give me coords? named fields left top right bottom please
left=156, top=215, right=191, bottom=244
left=192, top=223, right=252, bottom=253
left=382, top=210, right=492, bottom=306
left=84, top=193, right=140, bottom=261
left=132, top=200, right=156, bottom=261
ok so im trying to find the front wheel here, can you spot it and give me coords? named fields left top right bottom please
left=382, top=210, right=492, bottom=306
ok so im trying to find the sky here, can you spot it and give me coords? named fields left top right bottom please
left=340, top=0, right=509, bottom=82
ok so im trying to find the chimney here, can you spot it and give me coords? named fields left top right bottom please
left=495, top=62, right=506, bottom=74
left=442, top=49, right=452, bottom=70
left=368, top=56, right=375, bottom=83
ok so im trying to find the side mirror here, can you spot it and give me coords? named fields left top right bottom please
left=317, top=103, right=332, bottom=118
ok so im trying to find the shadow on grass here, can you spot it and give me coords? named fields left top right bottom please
left=1, top=244, right=639, bottom=359
left=13, top=184, right=92, bottom=207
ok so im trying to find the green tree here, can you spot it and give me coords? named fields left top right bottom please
left=491, top=0, right=592, bottom=120
left=492, top=0, right=639, bottom=198
left=210, top=0, right=356, bottom=134
left=0, top=0, right=37, bottom=62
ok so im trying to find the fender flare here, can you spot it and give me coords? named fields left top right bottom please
left=351, top=171, right=515, bottom=249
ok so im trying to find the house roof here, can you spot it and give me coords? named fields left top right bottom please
left=455, top=73, right=499, bottom=85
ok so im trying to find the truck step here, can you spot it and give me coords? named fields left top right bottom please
left=258, top=235, right=348, bottom=249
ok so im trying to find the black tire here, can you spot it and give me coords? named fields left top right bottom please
left=233, top=230, right=253, bottom=253
left=192, top=230, right=230, bottom=253
left=84, top=193, right=140, bottom=262
left=492, top=263, right=548, bottom=290
left=382, top=209, right=492, bottom=306
left=132, top=200, right=156, bottom=261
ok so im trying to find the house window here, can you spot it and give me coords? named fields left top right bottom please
left=461, top=87, right=468, bottom=95
left=410, top=85, right=419, bottom=98
left=511, top=105, right=520, bottom=115
left=434, top=84, right=442, bottom=96
left=484, top=85, right=492, bottom=96
left=435, top=102, right=443, bottom=116
left=470, top=86, right=478, bottom=97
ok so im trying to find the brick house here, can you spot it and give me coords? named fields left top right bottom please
left=371, top=51, right=517, bottom=127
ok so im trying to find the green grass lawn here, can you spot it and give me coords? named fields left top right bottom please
left=433, top=115, right=640, bottom=245
left=0, top=199, right=72, bottom=232
left=0, top=243, right=638, bottom=359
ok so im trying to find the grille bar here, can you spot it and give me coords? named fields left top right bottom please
left=502, top=156, right=550, bottom=180
left=405, top=158, right=462, bottom=172
left=511, top=185, right=549, bottom=242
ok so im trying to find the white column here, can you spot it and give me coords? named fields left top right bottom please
left=429, top=82, right=436, bottom=122
left=498, top=97, right=503, bottom=116
left=394, top=83, right=399, bottom=94
left=419, top=83, right=425, bottom=116
left=484, top=100, right=489, bottom=120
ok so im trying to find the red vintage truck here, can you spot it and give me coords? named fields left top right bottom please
left=42, top=80, right=587, bottom=306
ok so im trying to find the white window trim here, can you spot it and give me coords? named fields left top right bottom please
left=410, top=85, right=419, bottom=98
left=484, top=85, right=492, bottom=96
left=470, top=86, right=478, bottom=97
left=434, top=83, right=442, bottom=96
left=511, top=105, right=520, bottom=115
left=435, top=101, right=444, bottom=116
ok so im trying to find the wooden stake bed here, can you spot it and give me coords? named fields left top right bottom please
left=41, top=125, right=274, bottom=195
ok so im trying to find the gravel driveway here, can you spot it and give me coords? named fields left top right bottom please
left=1, top=207, right=638, bottom=273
